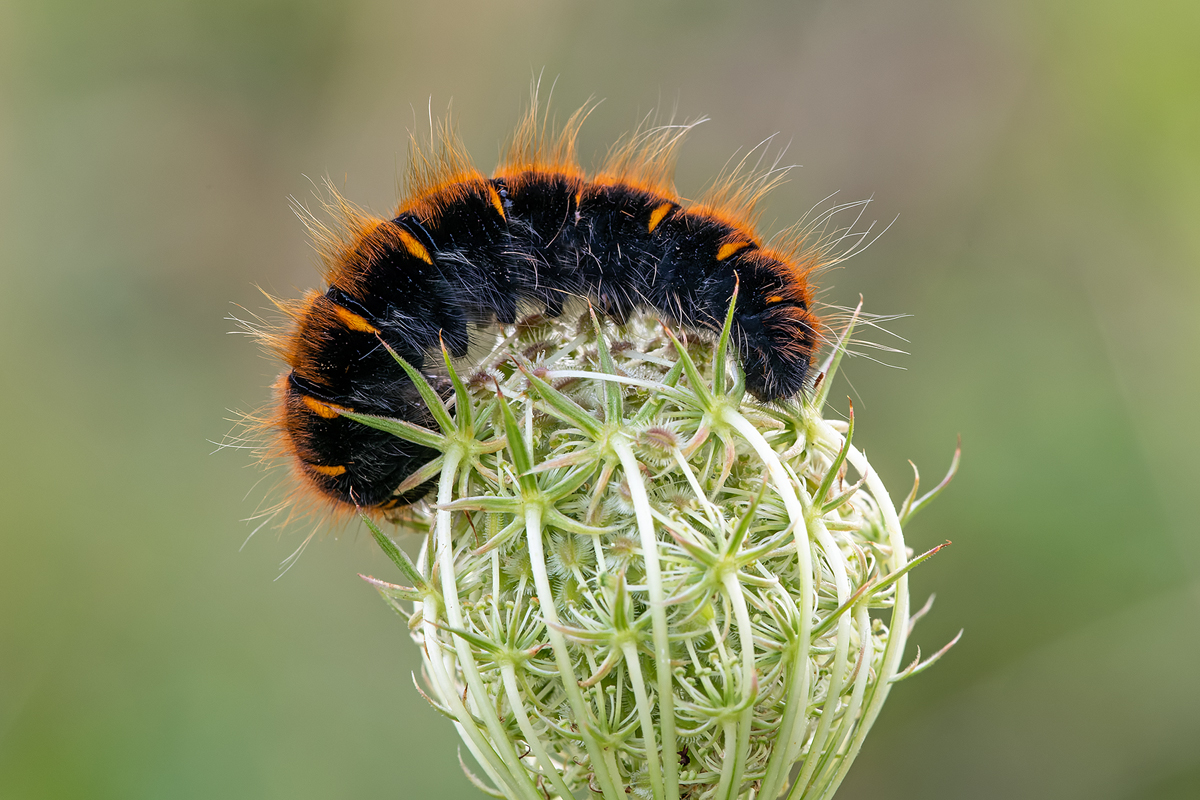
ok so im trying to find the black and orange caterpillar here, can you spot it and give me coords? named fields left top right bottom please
left=260, top=108, right=825, bottom=514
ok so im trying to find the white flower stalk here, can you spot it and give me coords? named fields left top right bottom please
left=358, top=298, right=957, bottom=800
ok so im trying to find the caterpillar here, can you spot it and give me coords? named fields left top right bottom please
left=259, top=107, right=826, bottom=514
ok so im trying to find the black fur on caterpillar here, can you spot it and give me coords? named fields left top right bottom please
left=258, top=106, right=830, bottom=514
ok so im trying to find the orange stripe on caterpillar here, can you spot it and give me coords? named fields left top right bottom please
left=301, top=395, right=343, bottom=419
left=716, top=240, right=752, bottom=261
left=648, top=202, right=673, bottom=233
left=487, top=184, right=506, bottom=219
left=333, top=304, right=379, bottom=334
left=396, top=228, right=433, bottom=264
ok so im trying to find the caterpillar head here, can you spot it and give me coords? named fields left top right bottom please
left=737, top=303, right=818, bottom=400
left=731, top=252, right=819, bottom=401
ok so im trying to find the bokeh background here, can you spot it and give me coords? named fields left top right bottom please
left=2, top=1, right=1198, bottom=797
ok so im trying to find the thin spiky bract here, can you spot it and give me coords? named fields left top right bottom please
left=363, top=304, right=940, bottom=800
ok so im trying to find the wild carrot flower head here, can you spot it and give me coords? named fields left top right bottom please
left=361, top=299, right=956, bottom=800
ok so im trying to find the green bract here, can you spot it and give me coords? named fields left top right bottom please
left=360, top=299, right=954, bottom=800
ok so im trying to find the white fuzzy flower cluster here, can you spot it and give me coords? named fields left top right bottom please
left=360, top=301, right=954, bottom=800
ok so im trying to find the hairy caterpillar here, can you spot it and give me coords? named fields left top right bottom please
left=260, top=107, right=826, bottom=514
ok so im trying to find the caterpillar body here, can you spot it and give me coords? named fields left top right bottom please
left=263, top=111, right=824, bottom=514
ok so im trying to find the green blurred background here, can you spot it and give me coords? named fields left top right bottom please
left=2, top=1, right=1198, bottom=797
